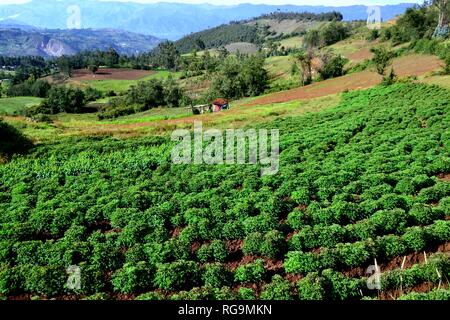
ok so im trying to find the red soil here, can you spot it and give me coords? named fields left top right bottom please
left=70, top=68, right=153, bottom=81
left=244, top=55, right=443, bottom=107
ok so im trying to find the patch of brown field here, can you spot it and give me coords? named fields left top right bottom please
left=284, top=273, right=303, bottom=284
left=70, top=68, right=153, bottom=81
left=224, top=255, right=257, bottom=271
left=264, top=259, right=284, bottom=272
left=243, top=54, right=443, bottom=107
left=348, top=47, right=373, bottom=64
left=437, top=173, right=450, bottom=182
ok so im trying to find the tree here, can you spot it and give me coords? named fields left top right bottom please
left=293, top=49, right=314, bottom=86
left=318, top=52, right=347, bottom=80
left=105, top=48, right=120, bottom=67
left=303, top=29, right=322, bottom=49
left=371, top=47, right=395, bottom=76
left=163, top=76, right=184, bottom=107
left=195, top=38, right=206, bottom=50
left=433, top=0, right=450, bottom=29
left=320, top=22, right=349, bottom=46
left=40, top=86, right=86, bottom=114
left=156, top=41, right=180, bottom=70
left=56, top=56, right=73, bottom=77
left=88, top=64, right=99, bottom=75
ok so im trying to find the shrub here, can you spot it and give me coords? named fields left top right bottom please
left=426, top=220, right=450, bottom=243
left=284, top=251, right=322, bottom=274
left=318, top=54, right=347, bottom=80
left=402, top=227, right=427, bottom=252
left=23, top=265, right=66, bottom=296
left=0, top=265, right=23, bottom=295
left=202, top=263, right=231, bottom=288
left=376, top=235, right=407, bottom=260
left=286, top=208, right=309, bottom=230
left=261, top=230, right=286, bottom=259
left=111, top=262, right=153, bottom=294
left=335, top=241, right=372, bottom=268
left=39, top=86, right=86, bottom=114
left=408, top=204, right=444, bottom=225
left=78, top=263, right=105, bottom=295
left=371, top=209, right=408, bottom=234
left=234, top=259, right=265, bottom=284
left=260, top=275, right=293, bottom=300
left=297, top=272, right=326, bottom=300
left=238, top=287, right=256, bottom=300
left=135, top=291, right=164, bottom=300
left=370, top=47, right=395, bottom=76
left=242, top=232, right=264, bottom=256
left=210, top=240, right=228, bottom=262
left=154, top=260, right=200, bottom=290
left=321, top=269, right=363, bottom=300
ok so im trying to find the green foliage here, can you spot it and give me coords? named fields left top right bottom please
left=297, top=272, right=326, bottom=300
left=260, top=275, right=293, bottom=300
left=242, top=230, right=286, bottom=259
left=174, top=24, right=260, bottom=54
left=37, top=86, right=86, bottom=114
left=318, top=53, right=347, bottom=80
left=234, top=259, right=265, bottom=284
left=202, top=263, right=231, bottom=288
left=238, top=287, right=256, bottom=300
left=303, top=22, right=349, bottom=48
left=383, top=6, right=437, bottom=44
left=0, top=119, right=33, bottom=159
left=0, top=82, right=449, bottom=299
left=154, top=260, right=200, bottom=290
left=370, top=47, right=395, bottom=76
left=23, top=265, right=67, bottom=297
left=210, top=54, right=268, bottom=99
left=111, top=262, right=153, bottom=294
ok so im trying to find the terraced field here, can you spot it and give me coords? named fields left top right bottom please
left=0, top=83, right=448, bottom=300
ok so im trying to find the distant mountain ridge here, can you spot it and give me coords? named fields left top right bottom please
left=0, top=26, right=161, bottom=57
left=0, top=0, right=417, bottom=40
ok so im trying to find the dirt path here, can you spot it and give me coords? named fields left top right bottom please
left=244, top=54, right=443, bottom=107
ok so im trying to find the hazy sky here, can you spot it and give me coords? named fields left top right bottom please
left=0, top=0, right=425, bottom=5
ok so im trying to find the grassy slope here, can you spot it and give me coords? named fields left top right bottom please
left=73, top=70, right=180, bottom=93
left=0, top=97, right=43, bottom=115
left=3, top=94, right=340, bottom=143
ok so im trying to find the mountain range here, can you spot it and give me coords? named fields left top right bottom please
left=0, top=25, right=161, bottom=57
left=0, top=0, right=417, bottom=40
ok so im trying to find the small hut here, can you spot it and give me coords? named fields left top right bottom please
left=212, top=98, right=229, bottom=112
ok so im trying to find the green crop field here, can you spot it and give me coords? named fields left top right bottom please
left=0, top=83, right=448, bottom=300
left=0, top=97, right=43, bottom=115
left=80, top=71, right=181, bottom=93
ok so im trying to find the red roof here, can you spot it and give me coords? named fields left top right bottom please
left=212, top=98, right=228, bottom=106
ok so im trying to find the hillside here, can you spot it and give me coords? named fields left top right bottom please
left=0, top=82, right=448, bottom=300
left=0, top=0, right=416, bottom=40
left=0, top=27, right=161, bottom=57
left=173, top=11, right=341, bottom=54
